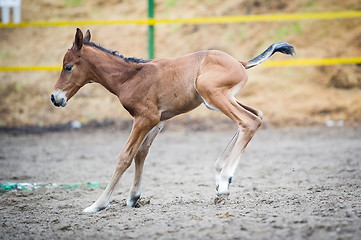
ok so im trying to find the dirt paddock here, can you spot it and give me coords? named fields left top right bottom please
left=0, top=125, right=360, bottom=239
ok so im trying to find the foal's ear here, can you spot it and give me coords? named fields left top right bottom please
left=72, top=28, right=83, bottom=51
left=84, top=29, right=91, bottom=42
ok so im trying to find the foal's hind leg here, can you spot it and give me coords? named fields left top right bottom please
left=215, top=129, right=239, bottom=190
left=215, top=100, right=263, bottom=190
left=235, top=99, right=263, bottom=120
left=127, top=122, right=164, bottom=207
left=216, top=98, right=262, bottom=195
left=198, top=91, right=262, bottom=195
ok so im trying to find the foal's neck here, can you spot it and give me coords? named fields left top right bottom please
left=85, top=46, right=143, bottom=96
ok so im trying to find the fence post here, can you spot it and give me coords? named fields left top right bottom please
left=0, top=0, right=21, bottom=24
left=148, top=0, right=154, bottom=59
left=12, top=0, right=21, bottom=23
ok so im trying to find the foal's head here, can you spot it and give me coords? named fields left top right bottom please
left=51, top=28, right=92, bottom=107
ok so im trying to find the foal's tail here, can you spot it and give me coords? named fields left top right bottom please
left=240, top=42, right=295, bottom=69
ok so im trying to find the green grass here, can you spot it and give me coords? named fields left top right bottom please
left=292, top=22, right=303, bottom=35
left=166, top=0, right=177, bottom=8
left=238, top=24, right=249, bottom=40
left=64, top=0, right=87, bottom=8
left=274, top=23, right=303, bottom=41
left=0, top=49, right=13, bottom=61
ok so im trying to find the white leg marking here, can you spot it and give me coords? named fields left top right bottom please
left=83, top=197, right=111, bottom=213
left=215, top=130, right=239, bottom=190
left=217, top=128, right=246, bottom=195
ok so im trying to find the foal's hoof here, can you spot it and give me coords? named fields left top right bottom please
left=127, top=196, right=151, bottom=208
left=126, top=195, right=140, bottom=208
left=214, top=195, right=230, bottom=205
left=83, top=203, right=108, bottom=213
left=216, top=177, right=232, bottom=195
left=217, top=188, right=230, bottom=196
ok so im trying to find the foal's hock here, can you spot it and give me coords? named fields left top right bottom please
left=51, top=28, right=295, bottom=212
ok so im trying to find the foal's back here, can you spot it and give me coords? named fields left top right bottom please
left=148, top=50, right=246, bottom=120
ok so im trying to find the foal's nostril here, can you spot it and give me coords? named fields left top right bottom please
left=51, top=94, right=55, bottom=103
left=59, top=98, right=64, bottom=105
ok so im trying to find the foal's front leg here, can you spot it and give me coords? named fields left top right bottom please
left=83, top=117, right=159, bottom=213
left=127, top=122, right=164, bottom=207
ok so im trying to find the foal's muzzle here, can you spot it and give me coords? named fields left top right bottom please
left=50, top=90, right=67, bottom=107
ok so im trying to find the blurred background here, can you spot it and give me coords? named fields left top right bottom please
left=0, top=0, right=360, bottom=128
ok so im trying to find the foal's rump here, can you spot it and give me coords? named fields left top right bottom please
left=195, top=50, right=249, bottom=100
left=194, top=42, right=295, bottom=112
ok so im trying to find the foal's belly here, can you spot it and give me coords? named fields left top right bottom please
left=154, top=51, right=206, bottom=120
left=159, top=88, right=203, bottom=121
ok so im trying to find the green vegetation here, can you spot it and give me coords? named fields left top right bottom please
left=274, top=22, right=303, bottom=41
left=166, top=0, right=177, bottom=8
left=238, top=24, right=249, bottom=40
left=0, top=82, right=23, bottom=95
left=64, top=0, right=86, bottom=8
left=0, top=49, right=13, bottom=61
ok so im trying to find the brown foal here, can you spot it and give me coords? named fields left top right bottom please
left=51, top=28, right=295, bottom=212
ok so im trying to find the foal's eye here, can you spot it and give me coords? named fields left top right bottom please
left=64, top=65, right=73, bottom=72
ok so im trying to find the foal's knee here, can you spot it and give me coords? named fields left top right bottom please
left=115, top=157, right=133, bottom=172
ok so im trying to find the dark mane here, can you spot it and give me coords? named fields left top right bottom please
left=84, top=41, right=150, bottom=63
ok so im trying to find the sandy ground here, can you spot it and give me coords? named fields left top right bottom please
left=0, top=126, right=360, bottom=239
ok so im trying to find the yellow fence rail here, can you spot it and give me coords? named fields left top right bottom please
left=0, top=11, right=360, bottom=28
left=262, top=57, right=361, bottom=67
left=0, top=11, right=360, bottom=71
left=0, top=66, right=61, bottom=72
left=1, top=57, right=360, bottom=72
